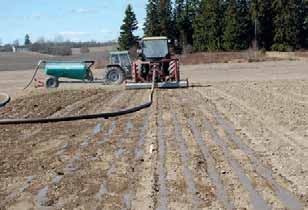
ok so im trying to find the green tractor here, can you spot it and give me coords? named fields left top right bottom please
left=103, top=51, right=132, bottom=85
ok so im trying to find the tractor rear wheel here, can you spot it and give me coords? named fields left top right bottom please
left=45, top=76, right=59, bottom=89
left=104, top=67, right=125, bottom=85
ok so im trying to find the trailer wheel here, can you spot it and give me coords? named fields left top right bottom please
left=45, top=77, right=59, bottom=89
left=104, top=67, right=125, bottom=85
left=87, top=70, right=94, bottom=82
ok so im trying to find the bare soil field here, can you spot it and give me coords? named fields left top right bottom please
left=0, top=60, right=308, bottom=210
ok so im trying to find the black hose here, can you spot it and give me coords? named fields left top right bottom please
left=0, top=100, right=152, bottom=125
left=0, top=93, right=10, bottom=108
left=24, top=60, right=45, bottom=90
left=0, top=71, right=156, bottom=125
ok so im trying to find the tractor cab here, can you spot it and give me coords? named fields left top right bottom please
left=109, top=51, right=132, bottom=73
left=136, top=37, right=173, bottom=80
left=103, top=51, right=133, bottom=85
left=140, top=37, right=169, bottom=61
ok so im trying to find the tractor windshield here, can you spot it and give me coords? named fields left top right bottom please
left=143, top=39, right=168, bottom=59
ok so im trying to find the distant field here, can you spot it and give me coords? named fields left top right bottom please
left=0, top=52, right=51, bottom=71
left=0, top=46, right=116, bottom=71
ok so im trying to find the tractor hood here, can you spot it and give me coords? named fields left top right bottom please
left=142, top=39, right=169, bottom=59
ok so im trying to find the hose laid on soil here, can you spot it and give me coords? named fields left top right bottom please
left=0, top=71, right=156, bottom=125
left=23, top=60, right=45, bottom=90
left=0, top=93, right=10, bottom=108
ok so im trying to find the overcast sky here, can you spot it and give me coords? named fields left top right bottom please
left=0, top=0, right=147, bottom=44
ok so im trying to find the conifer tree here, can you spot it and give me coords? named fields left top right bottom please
left=192, top=0, right=208, bottom=51
left=174, top=0, right=186, bottom=45
left=271, top=0, right=296, bottom=51
left=223, top=0, right=240, bottom=50
left=24, top=34, right=31, bottom=46
left=144, top=0, right=161, bottom=36
left=175, top=0, right=199, bottom=47
left=193, top=0, right=223, bottom=51
left=294, top=0, right=308, bottom=48
left=237, top=0, right=252, bottom=49
left=159, top=0, right=174, bottom=36
left=118, top=4, right=138, bottom=50
left=251, top=0, right=273, bottom=50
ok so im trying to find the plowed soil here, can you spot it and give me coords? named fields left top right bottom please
left=1, top=60, right=308, bottom=210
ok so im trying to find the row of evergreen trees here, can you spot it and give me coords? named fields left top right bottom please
left=119, top=0, right=308, bottom=52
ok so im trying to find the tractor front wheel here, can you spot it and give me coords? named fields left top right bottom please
left=104, top=67, right=125, bottom=85
left=45, top=76, right=59, bottom=89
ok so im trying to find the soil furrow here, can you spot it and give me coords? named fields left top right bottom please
left=268, top=89, right=308, bottom=105
left=170, top=105, right=200, bottom=209
left=184, top=86, right=303, bottom=209
left=212, top=111, right=304, bottom=210
left=70, top=92, right=142, bottom=209
left=126, top=109, right=151, bottom=207
left=195, top=87, right=308, bottom=197
left=130, top=103, right=156, bottom=209
left=210, top=87, right=307, bottom=150
left=188, top=119, right=235, bottom=210
left=289, top=91, right=308, bottom=99
left=155, top=94, right=168, bottom=210
left=184, top=89, right=301, bottom=209
left=203, top=117, right=271, bottom=210
left=215, top=83, right=308, bottom=136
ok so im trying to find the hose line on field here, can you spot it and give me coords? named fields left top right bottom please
left=0, top=71, right=156, bottom=125
left=23, top=60, right=45, bottom=90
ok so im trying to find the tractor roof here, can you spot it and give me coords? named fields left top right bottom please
left=143, top=36, right=168, bottom=41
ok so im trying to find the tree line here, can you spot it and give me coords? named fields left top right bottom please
left=119, top=0, right=308, bottom=52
